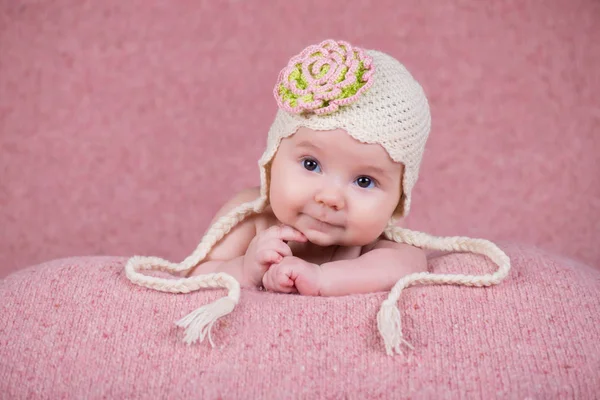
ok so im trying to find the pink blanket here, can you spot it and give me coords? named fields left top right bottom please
left=2, top=243, right=598, bottom=398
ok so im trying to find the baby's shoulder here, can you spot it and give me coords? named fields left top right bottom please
left=200, top=187, right=264, bottom=262
left=361, top=236, right=428, bottom=268
left=218, top=186, right=277, bottom=230
left=212, top=186, right=259, bottom=217
left=229, top=186, right=262, bottom=206
left=207, top=186, right=263, bottom=232
left=361, top=236, right=422, bottom=254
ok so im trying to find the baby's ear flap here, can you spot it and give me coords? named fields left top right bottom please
left=263, top=160, right=273, bottom=205
left=392, top=193, right=406, bottom=219
left=392, top=163, right=406, bottom=218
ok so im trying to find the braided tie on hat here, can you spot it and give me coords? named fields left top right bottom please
left=125, top=198, right=266, bottom=345
left=377, top=224, right=511, bottom=355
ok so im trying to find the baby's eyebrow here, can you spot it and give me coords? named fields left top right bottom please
left=295, top=141, right=321, bottom=151
left=359, top=165, right=392, bottom=180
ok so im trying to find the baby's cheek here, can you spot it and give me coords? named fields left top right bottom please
left=348, top=213, right=388, bottom=244
left=283, top=177, right=309, bottom=206
left=270, top=182, right=302, bottom=222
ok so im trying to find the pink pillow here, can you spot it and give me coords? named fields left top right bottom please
left=1, top=244, right=598, bottom=398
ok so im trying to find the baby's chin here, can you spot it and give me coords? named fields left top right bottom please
left=303, top=229, right=373, bottom=248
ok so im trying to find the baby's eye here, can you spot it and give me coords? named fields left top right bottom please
left=355, top=176, right=375, bottom=189
left=302, top=158, right=321, bottom=173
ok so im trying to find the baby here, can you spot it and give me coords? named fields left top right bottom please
left=186, top=125, right=428, bottom=297
left=126, top=40, right=510, bottom=355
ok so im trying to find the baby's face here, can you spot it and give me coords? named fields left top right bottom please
left=269, top=127, right=403, bottom=247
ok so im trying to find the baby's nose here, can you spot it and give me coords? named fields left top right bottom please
left=314, top=186, right=345, bottom=211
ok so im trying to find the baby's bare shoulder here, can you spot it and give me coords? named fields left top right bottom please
left=362, top=236, right=425, bottom=255
left=208, top=187, right=261, bottom=223
left=361, top=237, right=427, bottom=268
left=213, top=187, right=281, bottom=235
left=203, top=186, right=263, bottom=261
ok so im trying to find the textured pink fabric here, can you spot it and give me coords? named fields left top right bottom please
left=1, top=1, right=599, bottom=278
left=1, top=244, right=599, bottom=398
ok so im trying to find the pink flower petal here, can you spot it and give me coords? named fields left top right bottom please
left=273, top=40, right=375, bottom=115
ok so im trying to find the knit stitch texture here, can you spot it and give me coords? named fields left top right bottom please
left=2, top=244, right=599, bottom=398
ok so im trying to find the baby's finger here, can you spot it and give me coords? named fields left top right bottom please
left=276, top=268, right=295, bottom=286
left=262, top=268, right=294, bottom=293
left=265, top=239, right=293, bottom=258
left=264, top=225, right=307, bottom=243
left=262, top=271, right=275, bottom=291
left=278, top=284, right=297, bottom=294
left=257, top=249, right=283, bottom=265
left=275, top=274, right=296, bottom=293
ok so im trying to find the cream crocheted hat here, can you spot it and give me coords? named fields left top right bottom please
left=125, top=40, right=511, bottom=355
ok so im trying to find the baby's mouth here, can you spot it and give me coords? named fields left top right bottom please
left=304, top=214, right=343, bottom=229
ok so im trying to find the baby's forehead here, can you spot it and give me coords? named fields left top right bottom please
left=287, top=127, right=403, bottom=172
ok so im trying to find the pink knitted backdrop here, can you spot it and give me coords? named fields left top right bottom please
left=1, top=0, right=599, bottom=277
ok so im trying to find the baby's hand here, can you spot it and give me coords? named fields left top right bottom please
left=242, top=225, right=307, bottom=288
left=262, top=256, right=322, bottom=296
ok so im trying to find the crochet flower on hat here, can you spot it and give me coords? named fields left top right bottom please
left=274, top=39, right=375, bottom=115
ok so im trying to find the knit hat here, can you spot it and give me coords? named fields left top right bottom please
left=125, top=40, right=511, bottom=355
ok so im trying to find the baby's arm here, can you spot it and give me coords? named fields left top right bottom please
left=318, top=240, right=428, bottom=296
left=185, top=188, right=259, bottom=285
left=186, top=188, right=306, bottom=289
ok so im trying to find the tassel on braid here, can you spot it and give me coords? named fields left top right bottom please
left=377, top=225, right=511, bottom=356
left=125, top=197, right=267, bottom=346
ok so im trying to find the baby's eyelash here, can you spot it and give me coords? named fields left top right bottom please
left=297, top=157, right=380, bottom=189
left=355, top=176, right=378, bottom=189
left=300, top=157, right=321, bottom=172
